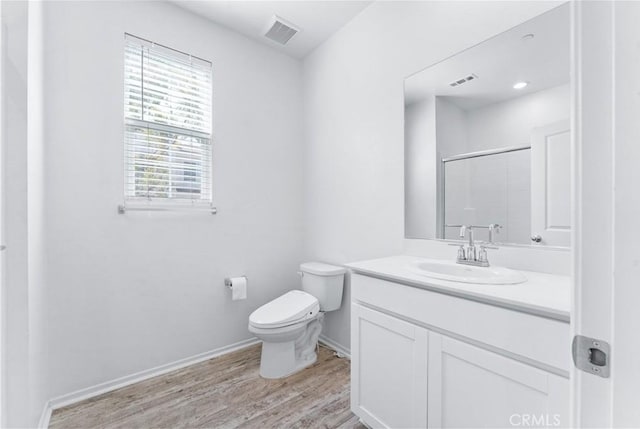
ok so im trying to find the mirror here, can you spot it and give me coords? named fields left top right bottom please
left=404, top=3, right=571, bottom=247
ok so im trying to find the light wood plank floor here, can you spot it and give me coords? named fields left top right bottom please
left=49, top=344, right=365, bottom=429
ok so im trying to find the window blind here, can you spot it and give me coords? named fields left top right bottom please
left=124, top=34, right=212, bottom=205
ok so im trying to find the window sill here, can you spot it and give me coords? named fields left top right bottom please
left=117, top=202, right=217, bottom=215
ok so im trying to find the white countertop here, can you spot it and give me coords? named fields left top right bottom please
left=346, top=255, right=571, bottom=322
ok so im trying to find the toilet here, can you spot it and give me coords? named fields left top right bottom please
left=248, top=262, right=346, bottom=379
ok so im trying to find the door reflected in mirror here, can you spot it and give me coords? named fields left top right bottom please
left=404, top=3, right=571, bottom=248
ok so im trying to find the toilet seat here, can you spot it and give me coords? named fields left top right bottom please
left=249, top=290, right=319, bottom=329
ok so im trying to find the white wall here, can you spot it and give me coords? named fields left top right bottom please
left=435, top=97, right=468, bottom=158
left=39, top=0, right=303, bottom=413
left=466, top=84, right=570, bottom=152
left=302, top=1, right=563, bottom=352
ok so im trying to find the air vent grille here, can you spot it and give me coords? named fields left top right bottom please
left=265, top=16, right=299, bottom=45
left=449, top=74, right=478, bottom=87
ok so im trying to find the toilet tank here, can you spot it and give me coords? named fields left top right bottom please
left=300, top=262, right=346, bottom=311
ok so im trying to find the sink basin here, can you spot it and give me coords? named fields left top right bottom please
left=409, top=259, right=527, bottom=285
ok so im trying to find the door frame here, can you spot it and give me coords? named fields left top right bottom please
left=569, top=1, right=640, bottom=427
left=0, top=0, right=5, bottom=425
left=571, top=1, right=614, bottom=426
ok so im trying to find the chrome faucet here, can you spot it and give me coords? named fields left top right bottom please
left=460, top=225, right=476, bottom=262
left=454, top=224, right=497, bottom=267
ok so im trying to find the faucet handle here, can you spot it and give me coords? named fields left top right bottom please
left=478, top=247, right=488, bottom=263
left=477, top=243, right=498, bottom=264
left=478, top=243, right=498, bottom=264
left=448, top=243, right=466, bottom=261
left=457, top=245, right=466, bottom=261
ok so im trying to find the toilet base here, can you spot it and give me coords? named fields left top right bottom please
left=259, top=341, right=318, bottom=379
left=257, top=313, right=324, bottom=379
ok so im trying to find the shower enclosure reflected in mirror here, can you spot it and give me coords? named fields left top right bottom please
left=443, top=146, right=531, bottom=244
left=404, top=3, right=571, bottom=247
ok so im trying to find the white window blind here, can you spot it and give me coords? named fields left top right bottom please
left=124, top=33, right=212, bottom=207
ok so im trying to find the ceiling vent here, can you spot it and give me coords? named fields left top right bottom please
left=449, top=74, right=478, bottom=87
left=265, top=16, right=299, bottom=45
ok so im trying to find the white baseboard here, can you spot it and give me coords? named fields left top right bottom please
left=38, top=403, right=53, bottom=429
left=319, top=335, right=351, bottom=359
left=38, top=337, right=260, bottom=428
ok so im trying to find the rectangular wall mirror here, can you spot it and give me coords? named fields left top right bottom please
left=404, top=3, right=571, bottom=248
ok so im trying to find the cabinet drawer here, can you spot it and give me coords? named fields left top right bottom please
left=351, top=273, right=571, bottom=374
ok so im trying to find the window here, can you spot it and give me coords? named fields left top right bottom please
left=124, top=34, right=212, bottom=208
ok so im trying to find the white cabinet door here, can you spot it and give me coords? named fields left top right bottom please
left=428, top=333, right=569, bottom=428
left=531, top=119, right=571, bottom=247
left=351, top=304, right=428, bottom=428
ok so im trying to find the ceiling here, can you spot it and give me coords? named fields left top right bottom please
left=171, top=1, right=372, bottom=59
left=404, top=3, right=570, bottom=110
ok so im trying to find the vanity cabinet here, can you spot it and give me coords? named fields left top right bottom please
left=351, top=304, right=428, bottom=429
left=350, top=273, right=570, bottom=429
left=427, top=333, right=569, bottom=428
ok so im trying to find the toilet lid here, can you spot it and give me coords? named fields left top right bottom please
left=249, top=290, right=319, bottom=328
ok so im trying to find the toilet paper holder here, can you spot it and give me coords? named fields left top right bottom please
left=225, top=276, right=247, bottom=289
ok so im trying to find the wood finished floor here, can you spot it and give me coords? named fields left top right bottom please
left=49, top=344, right=365, bottom=429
